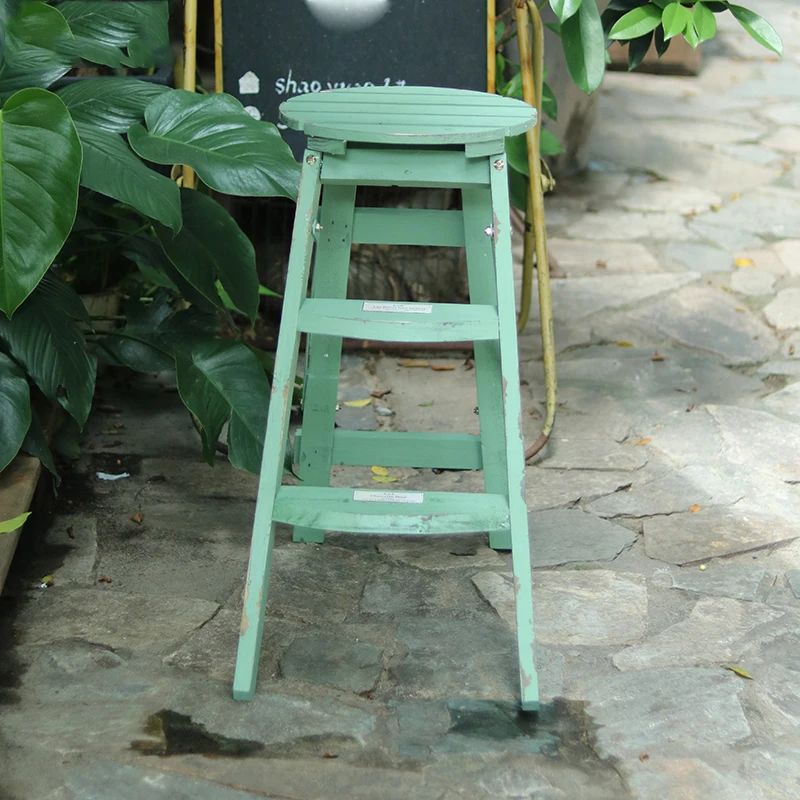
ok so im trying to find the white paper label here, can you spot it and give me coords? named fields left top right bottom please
left=238, top=71, right=261, bottom=94
left=362, top=301, right=433, bottom=314
left=353, top=490, right=424, bottom=504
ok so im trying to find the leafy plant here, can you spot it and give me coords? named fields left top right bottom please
left=0, top=1, right=301, bottom=478
left=495, top=0, right=781, bottom=209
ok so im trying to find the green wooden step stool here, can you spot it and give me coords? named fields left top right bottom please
left=234, top=86, right=540, bottom=711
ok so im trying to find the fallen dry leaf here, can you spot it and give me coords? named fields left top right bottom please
left=370, top=389, right=391, bottom=399
left=651, top=353, right=665, bottom=362
left=638, top=754, right=650, bottom=762
left=711, top=203, right=722, bottom=212
left=724, top=665, right=753, bottom=680
left=399, top=359, right=430, bottom=368
left=734, top=257, right=754, bottom=268
left=616, top=341, right=634, bottom=348
left=789, top=344, right=796, bottom=356
left=735, top=305, right=747, bottom=313
left=464, top=358, right=475, bottom=371
left=690, top=504, right=701, bottom=513
left=66, top=525, right=75, bottom=539
left=372, top=476, right=399, bottom=484
left=130, top=511, right=144, bottom=524
left=40, top=574, right=54, bottom=588
left=418, top=400, right=434, bottom=407
left=431, top=365, right=455, bottom=371
left=371, top=466, right=389, bottom=477
left=595, top=259, right=608, bottom=269
left=98, top=576, right=112, bottom=584
left=633, top=437, right=652, bottom=446
left=101, top=429, right=124, bottom=435
left=731, top=193, right=742, bottom=201
left=343, top=398, right=372, bottom=408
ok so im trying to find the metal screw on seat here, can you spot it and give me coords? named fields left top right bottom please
left=233, top=86, right=540, bottom=713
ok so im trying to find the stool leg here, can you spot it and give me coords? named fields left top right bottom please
left=234, top=152, right=322, bottom=701
left=294, top=184, right=357, bottom=544
left=489, top=156, right=539, bottom=712
left=462, top=186, right=511, bottom=551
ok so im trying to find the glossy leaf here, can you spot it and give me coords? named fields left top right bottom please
left=662, top=2, right=692, bottom=40
left=561, top=0, right=606, bottom=94
left=609, top=4, right=662, bottom=40
left=58, top=0, right=170, bottom=69
left=21, top=408, right=59, bottom=484
left=692, top=2, right=717, bottom=42
left=0, top=88, right=82, bottom=317
left=0, top=512, right=31, bottom=534
left=58, top=78, right=169, bottom=133
left=728, top=4, right=782, bottom=57
left=175, top=339, right=270, bottom=470
left=627, top=31, right=653, bottom=70
left=128, top=91, right=301, bottom=199
left=683, top=20, right=700, bottom=49
left=155, top=189, right=258, bottom=321
left=8, top=1, right=71, bottom=50
left=75, top=122, right=182, bottom=231
left=550, top=0, right=583, bottom=24
left=0, top=273, right=95, bottom=425
left=0, top=351, right=31, bottom=472
left=654, top=23, right=672, bottom=56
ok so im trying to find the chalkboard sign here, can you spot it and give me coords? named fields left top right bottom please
left=222, top=0, right=488, bottom=157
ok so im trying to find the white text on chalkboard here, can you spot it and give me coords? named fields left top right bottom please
left=274, top=69, right=406, bottom=95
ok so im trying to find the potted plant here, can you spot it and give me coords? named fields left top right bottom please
left=0, top=0, right=301, bottom=483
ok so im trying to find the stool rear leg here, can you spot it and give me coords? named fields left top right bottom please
left=294, top=184, right=357, bottom=544
left=462, top=185, right=511, bottom=551
left=489, top=156, right=540, bottom=712
left=234, top=153, right=322, bottom=701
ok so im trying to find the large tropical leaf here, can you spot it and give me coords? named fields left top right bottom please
left=58, top=78, right=169, bottom=133
left=21, top=407, right=59, bottom=483
left=8, top=1, right=72, bottom=50
left=57, top=0, right=170, bottom=69
left=0, top=88, right=82, bottom=317
left=128, top=91, right=301, bottom=199
left=0, top=273, right=95, bottom=425
left=155, top=189, right=259, bottom=321
left=75, top=122, right=182, bottom=231
left=175, top=339, right=269, bottom=471
left=561, top=0, right=606, bottom=94
left=0, top=351, right=31, bottom=472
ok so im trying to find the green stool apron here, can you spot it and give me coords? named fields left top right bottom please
left=234, top=86, right=539, bottom=711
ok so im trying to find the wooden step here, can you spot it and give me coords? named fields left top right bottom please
left=273, top=487, right=510, bottom=535
left=297, top=299, right=499, bottom=343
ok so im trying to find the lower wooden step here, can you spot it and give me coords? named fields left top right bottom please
left=273, top=486, right=510, bottom=535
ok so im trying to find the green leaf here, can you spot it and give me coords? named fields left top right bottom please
left=654, top=22, right=672, bottom=56
left=128, top=91, right=301, bottom=200
left=0, top=40, right=72, bottom=100
left=21, top=408, right=59, bottom=484
left=661, top=2, right=692, bottom=40
left=540, top=128, right=563, bottom=156
left=627, top=31, right=653, bottom=70
left=0, top=351, right=31, bottom=472
left=0, top=273, right=95, bottom=425
left=58, top=78, right=170, bottom=134
left=542, top=81, right=558, bottom=121
left=561, top=0, right=606, bottom=94
left=0, top=88, right=82, bottom=317
left=155, top=189, right=259, bottom=322
left=693, top=2, right=717, bottom=42
left=505, top=134, right=530, bottom=177
left=550, top=0, right=583, bottom=24
left=58, top=0, right=170, bottom=69
left=175, top=339, right=270, bottom=471
left=609, top=4, right=662, bottom=40
left=500, top=70, right=523, bottom=100
left=683, top=20, right=700, bottom=49
left=728, top=4, right=782, bottom=57
left=9, top=1, right=72, bottom=50
left=0, top=512, right=31, bottom=534
left=74, top=122, right=182, bottom=232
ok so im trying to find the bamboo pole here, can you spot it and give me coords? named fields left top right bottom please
left=182, top=0, right=198, bottom=188
left=214, top=0, right=224, bottom=93
left=487, top=0, right=496, bottom=93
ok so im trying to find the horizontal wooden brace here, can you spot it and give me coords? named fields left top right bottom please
left=321, top=148, right=490, bottom=188
left=294, top=430, right=484, bottom=470
left=351, top=208, right=465, bottom=247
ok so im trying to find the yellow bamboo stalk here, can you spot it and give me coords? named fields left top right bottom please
left=182, top=0, right=198, bottom=189
left=519, top=0, right=557, bottom=458
left=487, top=0, right=496, bottom=93
left=214, top=0, right=224, bottom=93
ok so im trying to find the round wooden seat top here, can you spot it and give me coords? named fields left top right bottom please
left=279, top=86, right=536, bottom=145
